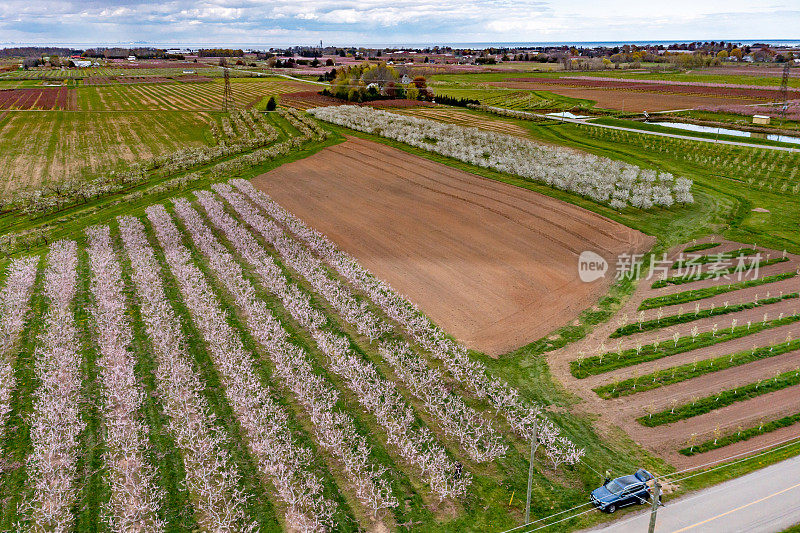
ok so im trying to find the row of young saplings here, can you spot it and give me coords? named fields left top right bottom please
left=570, top=246, right=800, bottom=458
left=579, top=124, right=800, bottom=186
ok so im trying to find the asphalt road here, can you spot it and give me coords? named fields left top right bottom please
left=586, top=455, right=800, bottom=533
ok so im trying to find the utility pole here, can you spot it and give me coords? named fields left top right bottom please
left=778, top=62, right=790, bottom=118
left=223, top=68, right=235, bottom=113
left=647, top=480, right=662, bottom=533
left=524, top=419, right=538, bottom=524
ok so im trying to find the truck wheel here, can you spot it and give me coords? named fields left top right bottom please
left=607, top=504, right=616, bottom=514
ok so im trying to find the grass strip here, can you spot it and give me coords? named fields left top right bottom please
left=594, top=338, right=800, bottom=398
left=638, top=367, right=800, bottom=427
left=682, top=242, right=721, bottom=254
left=652, top=257, right=790, bottom=288
left=571, top=312, right=800, bottom=378
left=679, top=411, right=800, bottom=456
left=671, top=247, right=759, bottom=269
left=73, top=245, right=111, bottom=531
left=611, top=293, right=797, bottom=337
left=639, top=271, right=797, bottom=310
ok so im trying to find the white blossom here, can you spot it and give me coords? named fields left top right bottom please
left=308, top=105, right=694, bottom=209
left=118, top=216, right=253, bottom=532
left=232, top=179, right=586, bottom=469
left=85, top=225, right=164, bottom=531
left=146, top=204, right=336, bottom=532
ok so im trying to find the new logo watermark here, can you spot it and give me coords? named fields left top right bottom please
left=578, top=251, right=608, bottom=282
left=577, top=249, right=779, bottom=283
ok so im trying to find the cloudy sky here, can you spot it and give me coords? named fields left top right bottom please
left=0, top=0, right=797, bottom=47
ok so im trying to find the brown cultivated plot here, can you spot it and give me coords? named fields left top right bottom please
left=489, top=82, right=764, bottom=112
left=251, top=137, right=653, bottom=355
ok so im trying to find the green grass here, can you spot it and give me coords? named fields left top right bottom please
left=556, top=122, right=800, bottom=253
left=671, top=247, right=760, bottom=268
left=639, top=271, right=797, bottom=309
left=652, top=257, right=789, bottom=288
left=639, top=367, right=800, bottom=427
left=73, top=244, right=111, bottom=531
left=683, top=242, right=721, bottom=253
left=610, top=293, right=797, bottom=337
left=0, top=110, right=214, bottom=193
left=595, top=338, right=800, bottom=399
left=0, top=113, right=334, bottom=262
left=675, top=109, right=800, bottom=133
left=572, top=311, right=800, bottom=378
left=530, top=68, right=800, bottom=88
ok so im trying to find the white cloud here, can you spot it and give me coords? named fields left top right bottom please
left=0, top=0, right=796, bottom=45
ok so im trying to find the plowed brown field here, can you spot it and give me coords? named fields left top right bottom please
left=489, top=82, right=763, bottom=112
left=251, top=136, right=654, bottom=355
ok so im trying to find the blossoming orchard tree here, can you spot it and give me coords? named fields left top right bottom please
left=309, top=105, right=694, bottom=209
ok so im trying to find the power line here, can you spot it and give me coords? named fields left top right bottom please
left=499, top=436, right=800, bottom=533
left=657, top=436, right=800, bottom=486
left=500, top=502, right=595, bottom=533
left=518, top=508, right=598, bottom=533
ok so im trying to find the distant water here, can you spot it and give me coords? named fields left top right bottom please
left=1, top=39, right=798, bottom=50
left=398, top=40, right=800, bottom=49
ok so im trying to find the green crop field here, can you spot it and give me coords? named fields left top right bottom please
left=0, top=77, right=309, bottom=193
left=0, top=110, right=215, bottom=193
left=74, top=78, right=306, bottom=111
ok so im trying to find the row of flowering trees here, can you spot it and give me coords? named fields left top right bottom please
left=213, top=109, right=277, bottom=146
left=118, top=216, right=254, bottom=531
left=208, top=187, right=387, bottom=340
left=0, top=256, right=38, bottom=443
left=170, top=198, right=398, bottom=518
left=85, top=226, right=164, bottom=531
left=146, top=204, right=337, bottom=532
left=279, top=108, right=330, bottom=141
left=308, top=106, right=694, bottom=209
left=194, top=189, right=472, bottom=500
left=21, top=240, right=84, bottom=530
left=232, top=179, right=587, bottom=470
left=212, top=184, right=505, bottom=464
